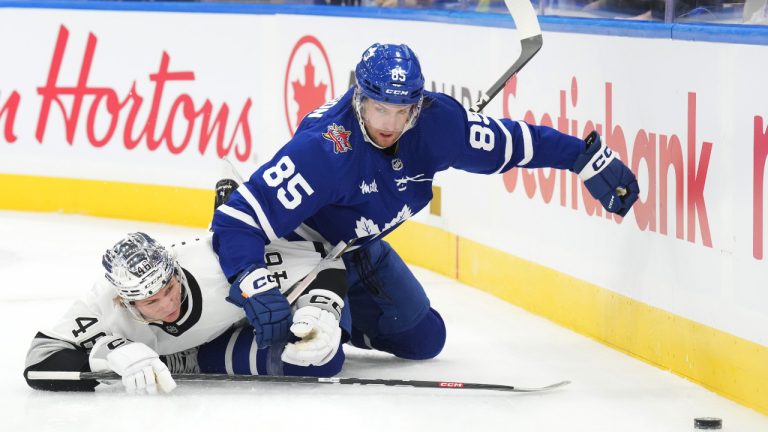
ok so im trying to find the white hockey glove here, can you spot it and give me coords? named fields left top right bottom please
left=281, top=289, right=344, bottom=367
left=89, top=335, right=176, bottom=394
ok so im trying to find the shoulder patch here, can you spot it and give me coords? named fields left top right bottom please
left=322, top=123, right=353, bottom=154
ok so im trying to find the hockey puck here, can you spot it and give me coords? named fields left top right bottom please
left=694, top=417, right=722, bottom=429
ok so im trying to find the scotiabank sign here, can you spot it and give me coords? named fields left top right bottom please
left=501, top=75, right=768, bottom=262
left=0, top=25, right=254, bottom=161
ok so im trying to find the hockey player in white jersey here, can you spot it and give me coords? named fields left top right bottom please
left=24, top=229, right=349, bottom=393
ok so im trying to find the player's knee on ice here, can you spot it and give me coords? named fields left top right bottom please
left=351, top=308, right=446, bottom=360
left=343, top=240, right=446, bottom=360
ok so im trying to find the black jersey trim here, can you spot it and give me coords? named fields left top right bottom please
left=307, top=268, right=349, bottom=300
left=24, top=346, right=95, bottom=392
left=312, top=241, right=327, bottom=258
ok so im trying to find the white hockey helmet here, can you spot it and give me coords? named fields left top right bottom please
left=102, top=232, right=177, bottom=302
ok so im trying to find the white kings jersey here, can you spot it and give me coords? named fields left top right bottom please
left=25, top=235, right=331, bottom=370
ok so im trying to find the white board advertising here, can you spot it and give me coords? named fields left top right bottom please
left=1, top=7, right=766, bottom=346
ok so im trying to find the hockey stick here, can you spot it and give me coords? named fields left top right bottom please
left=26, top=370, right=569, bottom=393
left=470, top=0, right=543, bottom=114
left=468, top=3, right=628, bottom=200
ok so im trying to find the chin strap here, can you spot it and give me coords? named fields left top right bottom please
left=353, top=87, right=382, bottom=148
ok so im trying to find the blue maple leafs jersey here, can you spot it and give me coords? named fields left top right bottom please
left=212, top=87, right=586, bottom=279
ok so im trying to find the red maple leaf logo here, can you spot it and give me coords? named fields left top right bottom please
left=292, top=55, right=328, bottom=124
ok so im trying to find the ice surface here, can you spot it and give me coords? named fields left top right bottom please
left=1, top=210, right=765, bottom=431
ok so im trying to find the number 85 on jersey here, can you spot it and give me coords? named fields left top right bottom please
left=263, top=156, right=315, bottom=210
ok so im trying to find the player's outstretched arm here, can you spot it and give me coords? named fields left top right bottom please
left=442, top=99, right=639, bottom=216
left=24, top=333, right=96, bottom=392
left=439, top=96, right=587, bottom=174
left=24, top=290, right=116, bottom=392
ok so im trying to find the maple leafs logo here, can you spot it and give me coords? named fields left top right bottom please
left=283, top=36, right=336, bottom=137
left=292, top=56, right=328, bottom=126
left=355, top=217, right=381, bottom=238
left=382, top=205, right=413, bottom=232
left=363, top=45, right=378, bottom=61
left=352, top=205, right=414, bottom=239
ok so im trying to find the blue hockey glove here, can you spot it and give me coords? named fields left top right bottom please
left=572, top=131, right=639, bottom=217
left=226, top=265, right=291, bottom=348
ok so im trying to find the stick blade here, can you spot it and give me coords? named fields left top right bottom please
left=512, top=380, right=571, bottom=392
left=504, top=0, right=543, bottom=39
left=470, top=0, right=543, bottom=113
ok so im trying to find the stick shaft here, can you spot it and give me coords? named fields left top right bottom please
left=26, top=371, right=569, bottom=393
left=284, top=239, right=356, bottom=304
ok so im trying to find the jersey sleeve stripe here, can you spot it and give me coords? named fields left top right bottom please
left=217, top=205, right=261, bottom=231
left=516, top=120, right=534, bottom=166
left=492, top=117, right=513, bottom=174
left=238, top=186, right=278, bottom=241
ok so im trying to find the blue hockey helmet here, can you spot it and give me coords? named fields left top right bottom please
left=355, top=43, right=424, bottom=105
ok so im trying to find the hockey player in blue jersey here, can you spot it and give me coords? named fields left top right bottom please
left=212, top=42, right=640, bottom=367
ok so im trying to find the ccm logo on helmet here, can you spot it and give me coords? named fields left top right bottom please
left=439, top=382, right=464, bottom=388
left=385, top=89, right=409, bottom=95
